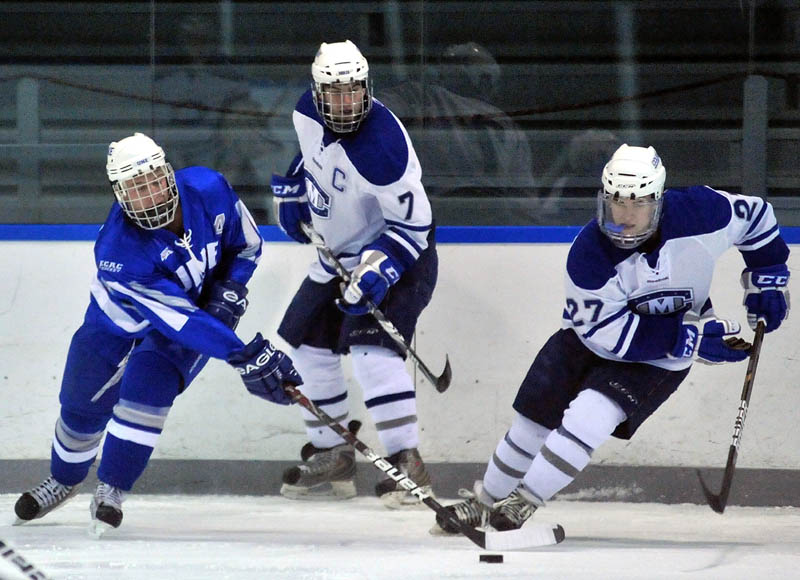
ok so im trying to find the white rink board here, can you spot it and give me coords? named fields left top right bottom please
left=1, top=240, right=798, bottom=468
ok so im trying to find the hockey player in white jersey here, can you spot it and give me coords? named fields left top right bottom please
left=14, top=133, right=301, bottom=536
left=435, top=144, right=790, bottom=534
left=271, top=40, right=438, bottom=508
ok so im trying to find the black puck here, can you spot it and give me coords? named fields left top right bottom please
left=479, top=554, right=504, bottom=563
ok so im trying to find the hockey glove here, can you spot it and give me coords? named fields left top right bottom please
left=337, top=250, right=401, bottom=315
left=670, top=312, right=751, bottom=365
left=271, top=173, right=311, bottom=244
left=741, top=264, right=790, bottom=332
left=227, top=333, right=302, bottom=405
left=205, top=279, right=248, bottom=330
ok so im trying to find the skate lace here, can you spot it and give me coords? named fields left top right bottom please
left=95, top=483, right=124, bottom=509
left=29, top=476, right=72, bottom=508
left=452, top=488, right=489, bottom=528
left=494, top=490, right=535, bottom=525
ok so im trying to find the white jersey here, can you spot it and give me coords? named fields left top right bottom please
left=292, top=90, right=433, bottom=282
left=563, top=186, right=788, bottom=371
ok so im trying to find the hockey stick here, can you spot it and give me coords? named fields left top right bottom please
left=0, top=538, right=52, bottom=579
left=283, top=383, right=564, bottom=550
left=299, top=222, right=452, bottom=392
left=696, top=320, right=766, bottom=513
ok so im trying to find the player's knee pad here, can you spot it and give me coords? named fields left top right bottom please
left=561, top=388, right=627, bottom=450
left=350, top=345, right=412, bottom=400
left=121, top=350, right=182, bottom=407
left=291, top=344, right=346, bottom=397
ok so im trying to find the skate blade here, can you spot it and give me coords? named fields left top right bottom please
left=428, top=522, right=462, bottom=536
left=87, top=519, right=115, bottom=539
left=280, top=480, right=356, bottom=501
left=12, top=517, right=30, bottom=526
left=380, top=488, right=435, bottom=510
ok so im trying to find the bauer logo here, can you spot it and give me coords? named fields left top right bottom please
left=629, top=289, right=693, bottom=315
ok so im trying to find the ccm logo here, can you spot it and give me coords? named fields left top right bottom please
left=756, top=274, right=788, bottom=286
left=273, top=184, right=302, bottom=195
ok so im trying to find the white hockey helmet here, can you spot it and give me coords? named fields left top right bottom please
left=597, top=144, right=666, bottom=248
left=311, top=40, right=372, bottom=133
left=106, top=132, right=179, bottom=230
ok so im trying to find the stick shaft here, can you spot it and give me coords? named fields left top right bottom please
left=283, top=384, right=486, bottom=547
left=697, top=320, right=765, bottom=513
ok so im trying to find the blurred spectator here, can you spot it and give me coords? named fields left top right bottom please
left=151, top=14, right=288, bottom=221
left=380, top=42, right=535, bottom=222
left=535, top=129, right=622, bottom=222
left=543, top=129, right=622, bottom=198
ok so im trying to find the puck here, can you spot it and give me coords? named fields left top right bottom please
left=479, top=554, right=503, bottom=563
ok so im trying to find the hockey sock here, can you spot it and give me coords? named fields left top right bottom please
left=351, top=345, right=418, bottom=456
left=291, top=345, right=350, bottom=449
left=522, top=388, right=626, bottom=502
left=96, top=351, right=179, bottom=490
left=483, top=413, right=551, bottom=501
left=50, top=412, right=106, bottom=486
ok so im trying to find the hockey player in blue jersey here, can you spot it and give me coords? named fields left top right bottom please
left=270, top=40, right=438, bottom=508
left=14, top=133, right=301, bottom=536
left=435, top=144, right=790, bottom=535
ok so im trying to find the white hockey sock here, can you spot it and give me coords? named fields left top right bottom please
left=523, top=388, right=626, bottom=502
left=290, top=344, right=349, bottom=449
left=483, top=413, right=551, bottom=500
left=351, top=345, right=418, bottom=456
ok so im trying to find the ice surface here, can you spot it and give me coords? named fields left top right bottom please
left=1, top=494, right=799, bottom=579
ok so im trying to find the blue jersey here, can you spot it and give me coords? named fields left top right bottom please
left=85, top=166, right=263, bottom=360
left=563, top=185, right=789, bottom=370
left=292, top=90, right=433, bottom=282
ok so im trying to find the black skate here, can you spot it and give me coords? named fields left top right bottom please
left=89, top=482, right=125, bottom=538
left=14, top=476, right=80, bottom=525
left=432, top=482, right=492, bottom=535
left=280, top=421, right=360, bottom=501
left=489, top=487, right=539, bottom=531
left=375, top=447, right=433, bottom=509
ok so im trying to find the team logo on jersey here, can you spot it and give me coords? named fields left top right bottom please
left=629, top=289, right=693, bottom=315
left=214, top=214, right=225, bottom=236
left=160, top=247, right=173, bottom=261
left=306, top=175, right=331, bottom=218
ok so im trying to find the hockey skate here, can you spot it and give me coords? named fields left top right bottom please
left=375, top=447, right=433, bottom=509
left=431, top=481, right=538, bottom=534
left=489, top=486, right=539, bottom=531
left=280, top=422, right=359, bottom=501
left=431, top=481, right=492, bottom=535
left=13, top=476, right=80, bottom=525
left=88, top=482, right=125, bottom=538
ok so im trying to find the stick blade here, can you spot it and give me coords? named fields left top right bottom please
left=696, top=469, right=726, bottom=514
left=435, top=355, right=453, bottom=392
left=484, top=523, right=565, bottom=551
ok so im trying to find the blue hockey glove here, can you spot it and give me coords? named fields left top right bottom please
left=741, top=264, right=790, bottom=333
left=670, top=312, right=750, bottom=365
left=227, top=333, right=302, bottom=405
left=271, top=173, right=311, bottom=244
left=205, top=279, right=248, bottom=330
left=337, top=250, right=401, bottom=315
